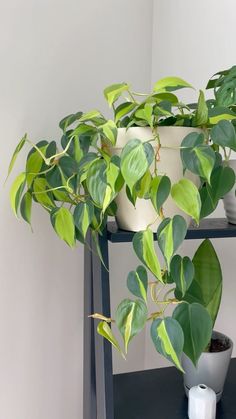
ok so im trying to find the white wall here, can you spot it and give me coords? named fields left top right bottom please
left=144, top=0, right=236, bottom=370
left=0, top=1, right=154, bottom=418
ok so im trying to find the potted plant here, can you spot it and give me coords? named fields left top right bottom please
left=7, top=72, right=236, bottom=402
left=203, top=65, right=236, bottom=223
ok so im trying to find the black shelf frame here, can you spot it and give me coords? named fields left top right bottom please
left=83, top=218, right=236, bottom=419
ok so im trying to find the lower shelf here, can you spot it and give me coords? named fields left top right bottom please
left=113, top=358, right=236, bottom=419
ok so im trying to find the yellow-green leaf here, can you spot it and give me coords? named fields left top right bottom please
left=7, top=134, right=27, bottom=180
left=10, top=172, right=26, bottom=217
left=171, top=179, right=201, bottom=224
left=97, top=322, right=125, bottom=359
left=153, top=76, right=193, bottom=92
left=51, top=207, right=75, bottom=247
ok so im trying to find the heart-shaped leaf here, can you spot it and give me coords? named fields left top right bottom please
left=116, top=299, right=147, bottom=353
left=211, top=120, right=236, bottom=151
left=10, top=172, right=26, bottom=217
left=50, top=207, right=75, bottom=248
left=133, top=229, right=162, bottom=282
left=171, top=255, right=195, bottom=298
left=74, top=201, right=94, bottom=240
left=150, top=175, right=171, bottom=214
left=127, top=266, right=148, bottom=302
left=171, top=179, right=201, bottom=224
left=151, top=317, right=184, bottom=371
left=97, top=321, right=125, bottom=358
left=157, top=215, right=187, bottom=269
left=173, top=302, right=212, bottom=366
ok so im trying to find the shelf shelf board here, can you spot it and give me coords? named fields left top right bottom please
left=113, top=358, right=236, bottom=419
left=107, top=218, right=236, bottom=243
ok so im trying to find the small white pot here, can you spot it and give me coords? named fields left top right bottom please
left=111, top=126, right=201, bottom=232
left=223, top=160, right=236, bottom=224
left=182, top=331, right=233, bottom=402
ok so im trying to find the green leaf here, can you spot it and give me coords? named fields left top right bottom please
left=79, top=110, right=103, bottom=123
left=127, top=266, right=148, bottom=302
left=115, top=102, right=136, bottom=123
left=50, top=207, right=75, bottom=248
left=171, top=255, right=194, bottom=298
left=33, top=178, right=55, bottom=208
left=26, top=145, right=47, bottom=187
left=182, top=239, right=222, bottom=325
left=151, top=317, right=184, bottom=371
left=211, top=120, right=236, bottom=151
left=73, top=201, right=94, bottom=240
left=153, top=76, right=193, bottom=92
left=10, top=172, right=26, bottom=217
left=86, top=160, right=107, bottom=208
left=116, top=299, right=147, bottom=353
left=150, top=175, right=171, bottom=214
left=97, top=322, right=125, bottom=358
left=157, top=215, right=187, bottom=270
left=181, top=132, right=215, bottom=183
left=208, top=107, right=236, bottom=124
left=133, top=229, right=162, bottom=282
left=206, top=165, right=235, bottom=207
left=193, top=90, right=208, bottom=126
left=171, top=179, right=201, bottom=224
left=104, top=83, right=130, bottom=107
left=100, top=120, right=117, bottom=145
left=7, top=134, right=27, bottom=179
left=20, top=191, right=32, bottom=225
left=59, top=112, right=83, bottom=132
left=135, top=103, right=153, bottom=128
left=135, top=170, right=152, bottom=198
left=173, top=302, right=212, bottom=366
left=120, top=139, right=154, bottom=191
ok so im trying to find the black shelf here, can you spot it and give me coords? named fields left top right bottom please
left=114, top=359, right=236, bottom=419
left=107, top=218, right=236, bottom=243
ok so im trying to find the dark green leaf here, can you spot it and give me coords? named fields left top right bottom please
left=127, top=266, right=148, bottom=302
left=173, top=302, right=212, bottom=366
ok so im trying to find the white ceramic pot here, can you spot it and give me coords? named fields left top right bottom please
left=111, top=126, right=201, bottom=232
left=182, top=331, right=233, bottom=402
left=223, top=160, right=236, bottom=224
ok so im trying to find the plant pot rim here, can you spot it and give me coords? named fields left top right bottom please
left=203, top=330, right=233, bottom=355
left=117, top=126, right=201, bottom=133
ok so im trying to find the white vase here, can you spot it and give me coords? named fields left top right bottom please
left=182, top=331, right=233, bottom=402
left=188, top=385, right=216, bottom=419
left=223, top=160, right=236, bottom=224
left=111, top=126, right=201, bottom=232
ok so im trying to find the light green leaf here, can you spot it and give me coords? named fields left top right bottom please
left=73, top=201, right=94, bottom=240
left=116, top=299, right=147, bottom=353
left=181, top=132, right=215, bottom=183
left=153, top=76, right=193, bottom=92
left=7, top=134, right=27, bottom=180
left=33, top=178, right=55, bottom=208
left=97, top=321, right=125, bottom=359
left=157, top=215, right=187, bottom=270
left=150, top=175, right=171, bottom=214
left=135, top=103, right=153, bottom=128
left=173, top=302, right=212, bottom=366
left=100, top=120, right=118, bottom=145
left=50, top=207, right=75, bottom=248
left=127, top=266, right=148, bottom=302
left=104, top=83, right=130, bottom=107
left=26, top=145, right=48, bottom=187
left=115, top=102, right=136, bottom=123
left=59, top=112, right=83, bottom=132
left=79, top=110, right=103, bottom=123
left=135, top=170, right=152, bottom=198
left=20, top=191, right=32, bottom=225
left=10, top=172, right=26, bottom=217
left=151, top=317, right=184, bottom=371
left=193, top=90, right=208, bottom=126
left=133, top=229, right=162, bottom=282
left=171, top=179, right=201, bottom=224
left=171, top=255, right=194, bottom=298
left=209, top=107, right=236, bottom=124
left=182, top=239, right=222, bottom=325
left=120, top=139, right=154, bottom=191
left=211, top=120, right=236, bottom=151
